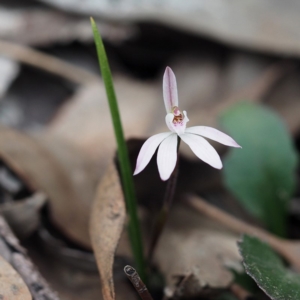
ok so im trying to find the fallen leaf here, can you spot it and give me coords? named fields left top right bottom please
left=0, top=56, right=19, bottom=99
left=170, top=54, right=222, bottom=111
left=0, top=254, right=32, bottom=300
left=0, top=125, right=97, bottom=247
left=264, top=68, right=300, bottom=135
left=0, top=6, right=134, bottom=46
left=90, top=161, right=126, bottom=300
left=154, top=203, right=241, bottom=298
left=0, top=192, right=46, bottom=239
left=220, top=53, right=271, bottom=98
left=48, top=79, right=160, bottom=174
left=38, top=0, right=300, bottom=57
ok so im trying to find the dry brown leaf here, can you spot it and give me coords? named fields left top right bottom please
left=264, top=69, right=300, bottom=135
left=0, top=7, right=92, bottom=46
left=154, top=203, right=241, bottom=298
left=0, top=126, right=97, bottom=247
left=38, top=0, right=300, bottom=57
left=90, top=161, right=126, bottom=300
left=0, top=254, right=32, bottom=300
left=48, top=79, right=160, bottom=174
left=0, top=6, right=134, bottom=46
left=0, top=56, right=19, bottom=99
left=218, top=53, right=271, bottom=98
left=0, top=192, right=46, bottom=239
left=169, top=55, right=223, bottom=111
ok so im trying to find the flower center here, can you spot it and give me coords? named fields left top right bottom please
left=172, top=106, right=183, bottom=124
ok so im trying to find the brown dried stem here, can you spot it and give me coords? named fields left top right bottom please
left=186, top=195, right=300, bottom=270
left=0, top=214, right=60, bottom=299
left=147, top=139, right=181, bottom=263
left=0, top=39, right=99, bottom=85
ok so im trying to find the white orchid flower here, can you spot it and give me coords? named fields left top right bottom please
left=134, top=67, right=241, bottom=181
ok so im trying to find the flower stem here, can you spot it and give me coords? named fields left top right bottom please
left=147, top=138, right=181, bottom=262
left=90, top=18, right=146, bottom=280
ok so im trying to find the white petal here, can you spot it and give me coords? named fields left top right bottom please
left=157, top=134, right=178, bottom=181
left=163, top=67, right=178, bottom=113
left=185, top=126, right=241, bottom=148
left=180, top=133, right=222, bottom=169
left=134, top=132, right=172, bottom=175
left=165, top=113, right=175, bottom=132
left=165, top=111, right=189, bottom=135
left=183, top=110, right=189, bottom=123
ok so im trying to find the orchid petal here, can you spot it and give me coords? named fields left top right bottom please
left=165, top=113, right=174, bottom=132
left=157, top=133, right=178, bottom=180
left=134, top=132, right=172, bottom=175
left=180, top=133, right=222, bottom=169
left=165, top=111, right=189, bottom=135
left=163, top=67, right=178, bottom=113
left=183, top=110, right=189, bottom=122
left=185, top=126, right=241, bottom=148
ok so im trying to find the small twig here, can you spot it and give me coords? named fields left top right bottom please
left=0, top=39, right=99, bottom=85
left=124, top=265, right=154, bottom=300
left=186, top=195, right=300, bottom=271
left=186, top=195, right=283, bottom=247
left=0, top=215, right=60, bottom=300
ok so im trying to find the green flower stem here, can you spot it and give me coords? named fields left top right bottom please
left=90, top=18, right=146, bottom=280
left=147, top=138, right=181, bottom=262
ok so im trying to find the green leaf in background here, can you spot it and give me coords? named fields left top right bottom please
left=239, top=235, right=300, bottom=300
left=221, top=102, right=298, bottom=236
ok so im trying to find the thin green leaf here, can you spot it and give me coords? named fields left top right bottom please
left=90, top=17, right=146, bottom=280
left=239, top=235, right=300, bottom=300
left=221, top=102, right=297, bottom=236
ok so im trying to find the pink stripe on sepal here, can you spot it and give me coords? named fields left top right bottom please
left=163, top=67, right=178, bottom=113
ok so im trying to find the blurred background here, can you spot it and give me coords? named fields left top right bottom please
left=0, top=1, right=300, bottom=299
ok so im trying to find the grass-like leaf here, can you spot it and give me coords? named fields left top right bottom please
left=90, top=17, right=146, bottom=280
